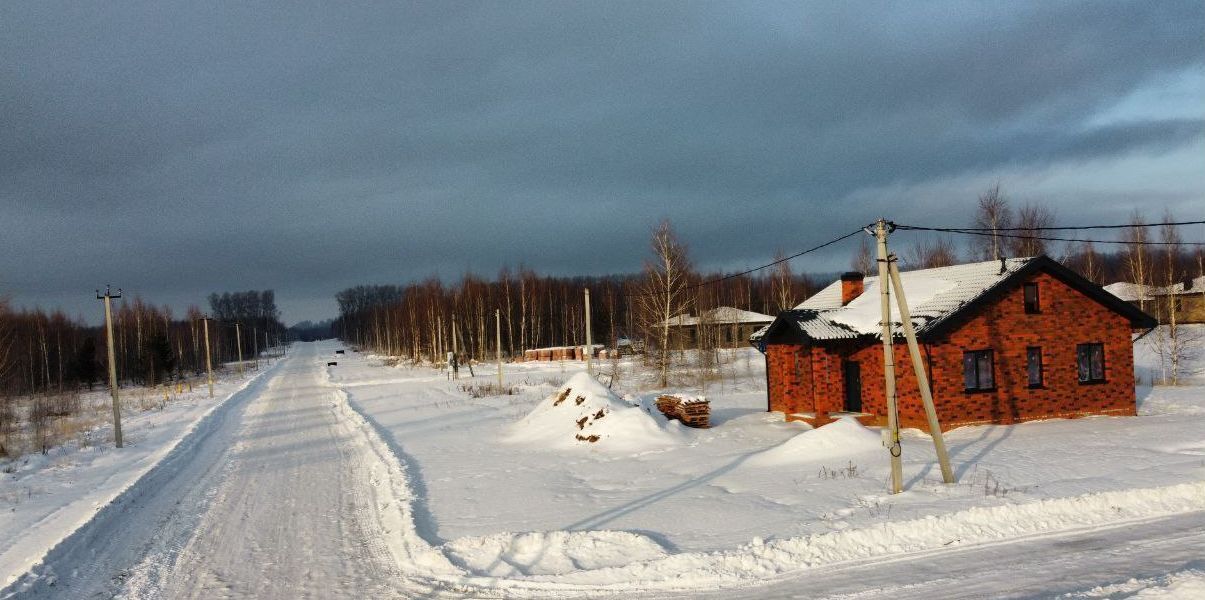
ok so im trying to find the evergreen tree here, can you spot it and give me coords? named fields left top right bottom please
left=75, top=336, right=98, bottom=391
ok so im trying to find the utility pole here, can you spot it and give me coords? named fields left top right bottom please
left=97, top=285, right=124, bottom=448
left=201, top=315, right=215, bottom=398
left=887, top=254, right=955, bottom=484
left=874, top=219, right=903, bottom=494
left=496, top=309, right=503, bottom=389
left=451, top=315, right=459, bottom=380
left=436, top=315, right=442, bottom=369
left=234, top=322, right=244, bottom=376
left=584, top=288, right=593, bottom=375
left=252, top=325, right=259, bottom=370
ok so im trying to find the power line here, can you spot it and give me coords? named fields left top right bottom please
left=895, top=224, right=1200, bottom=246
left=624, top=228, right=865, bottom=298
left=904, top=219, right=1205, bottom=232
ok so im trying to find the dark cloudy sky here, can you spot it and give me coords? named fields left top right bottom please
left=2, top=1, right=1202, bottom=324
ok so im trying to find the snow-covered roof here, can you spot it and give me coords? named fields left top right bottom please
left=1103, top=281, right=1148, bottom=302
left=753, top=257, right=1035, bottom=342
left=662, top=306, right=775, bottom=327
left=1105, top=276, right=1205, bottom=301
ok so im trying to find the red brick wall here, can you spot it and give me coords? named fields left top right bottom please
left=765, top=272, right=1137, bottom=429
left=766, top=344, right=814, bottom=415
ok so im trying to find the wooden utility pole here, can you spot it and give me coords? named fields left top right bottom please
left=886, top=255, right=955, bottom=483
left=874, top=219, right=903, bottom=494
left=202, top=315, right=214, bottom=398
left=584, top=288, right=593, bottom=375
left=252, top=325, right=259, bottom=370
left=496, top=309, right=503, bottom=389
left=97, top=285, right=124, bottom=448
left=451, top=315, right=459, bottom=380
left=438, top=315, right=448, bottom=368
left=234, top=322, right=244, bottom=376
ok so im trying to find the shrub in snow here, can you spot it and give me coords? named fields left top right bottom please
left=504, top=372, right=687, bottom=452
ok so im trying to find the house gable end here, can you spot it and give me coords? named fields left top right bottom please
left=919, top=255, right=1157, bottom=341
left=759, top=313, right=810, bottom=346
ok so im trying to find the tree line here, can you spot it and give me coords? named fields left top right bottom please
left=0, top=290, right=285, bottom=398
left=333, top=226, right=820, bottom=367
left=337, top=191, right=1202, bottom=377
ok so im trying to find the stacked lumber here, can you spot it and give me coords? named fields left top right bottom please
left=654, top=395, right=710, bottom=429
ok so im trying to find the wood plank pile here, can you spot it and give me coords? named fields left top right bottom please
left=654, top=395, right=710, bottom=428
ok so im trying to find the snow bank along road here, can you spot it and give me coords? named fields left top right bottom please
left=2, top=343, right=451, bottom=599
left=5, top=341, right=1205, bottom=599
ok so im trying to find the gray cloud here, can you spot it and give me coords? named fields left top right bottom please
left=1, top=1, right=1202, bottom=323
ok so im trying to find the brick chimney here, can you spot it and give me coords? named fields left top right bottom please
left=840, top=272, right=865, bottom=305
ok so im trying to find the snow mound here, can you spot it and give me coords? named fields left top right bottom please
left=443, top=530, right=669, bottom=577
left=504, top=372, right=685, bottom=452
left=745, top=417, right=880, bottom=467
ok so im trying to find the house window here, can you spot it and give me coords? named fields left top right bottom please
left=1026, top=347, right=1043, bottom=387
left=1023, top=283, right=1040, bottom=313
left=963, top=350, right=994, bottom=391
left=1077, top=343, right=1106, bottom=383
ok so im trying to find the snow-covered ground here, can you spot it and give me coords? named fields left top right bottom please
left=0, top=361, right=276, bottom=589
left=1, top=328, right=1202, bottom=598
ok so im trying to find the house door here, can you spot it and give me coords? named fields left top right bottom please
left=842, top=361, right=862, bottom=413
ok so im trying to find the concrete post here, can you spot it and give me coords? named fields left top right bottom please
left=874, top=219, right=903, bottom=494
left=98, top=286, right=123, bottom=448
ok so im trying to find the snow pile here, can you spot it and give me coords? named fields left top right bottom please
left=504, top=372, right=686, bottom=452
left=1130, top=572, right=1205, bottom=599
left=744, top=417, right=880, bottom=467
left=1068, top=569, right=1205, bottom=599
left=443, top=530, right=669, bottom=577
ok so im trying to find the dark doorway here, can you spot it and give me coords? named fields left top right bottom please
left=843, top=361, right=862, bottom=413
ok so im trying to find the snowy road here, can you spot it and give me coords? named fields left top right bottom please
left=4, top=344, right=437, bottom=599
left=712, top=510, right=1205, bottom=599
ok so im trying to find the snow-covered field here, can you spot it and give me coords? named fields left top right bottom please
left=322, top=326, right=1205, bottom=595
left=1, top=328, right=1202, bottom=598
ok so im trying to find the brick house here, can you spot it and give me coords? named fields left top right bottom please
left=751, top=256, right=1156, bottom=431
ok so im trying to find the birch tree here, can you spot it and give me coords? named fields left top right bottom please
left=770, top=250, right=795, bottom=312
left=637, top=220, right=693, bottom=387
left=1159, top=212, right=1183, bottom=384
left=1125, top=211, right=1152, bottom=314
left=973, top=183, right=1011, bottom=260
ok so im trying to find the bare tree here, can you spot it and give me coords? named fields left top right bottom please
left=0, top=299, right=12, bottom=384
left=904, top=236, right=959, bottom=269
left=1010, top=201, right=1055, bottom=257
left=1124, top=210, right=1152, bottom=314
left=1068, top=241, right=1104, bottom=284
left=973, top=183, right=1012, bottom=260
left=1158, top=211, right=1184, bottom=384
left=637, top=219, right=693, bottom=388
left=770, top=250, right=795, bottom=312
left=852, top=235, right=873, bottom=275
